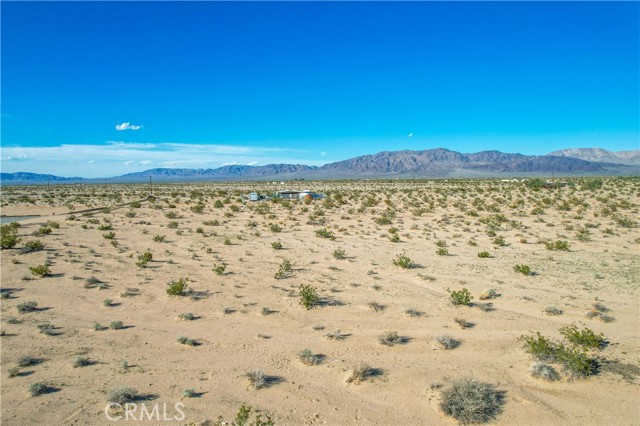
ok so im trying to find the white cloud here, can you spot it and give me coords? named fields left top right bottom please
left=0, top=142, right=328, bottom=178
left=115, top=122, right=143, bottom=131
left=408, top=133, right=413, bottom=137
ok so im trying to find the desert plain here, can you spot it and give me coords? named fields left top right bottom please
left=0, top=178, right=639, bottom=425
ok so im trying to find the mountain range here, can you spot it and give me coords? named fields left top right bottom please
left=1, top=147, right=638, bottom=184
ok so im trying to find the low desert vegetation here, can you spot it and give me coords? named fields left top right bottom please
left=167, top=277, right=189, bottom=296
left=450, top=288, right=473, bottom=306
left=299, top=284, right=319, bottom=309
left=439, top=377, right=504, bottom=424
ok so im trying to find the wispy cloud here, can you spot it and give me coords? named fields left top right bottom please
left=115, top=122, right=143, bottom=131
left=0, top=142, right=328, bottom=178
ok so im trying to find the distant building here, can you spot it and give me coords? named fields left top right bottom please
left=275, top=190, right=323, bottom=200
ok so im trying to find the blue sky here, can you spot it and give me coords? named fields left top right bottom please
left=1, top=1, right=638, bottom=178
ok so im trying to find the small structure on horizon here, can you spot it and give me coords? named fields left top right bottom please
left=276, top=190, right=324, bottom=200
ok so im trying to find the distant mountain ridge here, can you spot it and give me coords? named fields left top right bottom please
left=547, top=148, right=640, bottom=165
left=2, top=147, right=637, bottom=184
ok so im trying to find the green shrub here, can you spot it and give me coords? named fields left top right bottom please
left=38, top=226, right=52, bottom=235
left=190, top=203, right=205, bottom=214
left=274, top=259, right=293, bottom=279
left=17, top=301, right=38, bottom=314
left=450, top=288, right=472, bottom=306
left=271, top=241, right=283, bottom=250
left=559, top=324, right=606, bottom=349
left=514, top=264, right=531, bottom=275
left=545, top=240, right=570, bottom=251
left=299, top=284, right=319, bottom=309
left=213, top=263, right=226, bottom=275
left=393, top=253, right=415, bottom=269
left=269, top=224, right=282, bottom=233
left=436, top=247, right=449, bottom=256
left=29, top=265, right=51, bottom=278
left=22, top=240, right=45, bottom=253
left=167, top=277, right=189, bottom=296
left=153, top=234, right=166, bottom=242
left=477, top=251, right=490, bottom=258
left=315, top=228, right=335, bottom=240
left=102, top=232, right=116, bottom=240
left=1, top=223, right=21, bottom=249
left=213, top=404, right=274, bottom=426
left=332, top=248, right=346, bottom=260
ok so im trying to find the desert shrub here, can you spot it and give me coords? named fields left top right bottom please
left=165, top=212, right=178, bottom=219
left=167, top=277, right=189, bottom=296
left=378, top=331, right=408, bottom=346
left=271, top=241, right=283, bottom=250
left=140, top=250, right=153, bottom=262
left=17, top=301, right=38, bottom=314
left=73, top=357, right=93, bottom=368
left=479, top=289, right=497, bottom=300
left=545, top=240, right=570, bottom=251
left=393, top=253, right=415, bottom=269
left=109, top=321, right=124, bottom=330
left=37, top=323, right=56, bottom=335
left=103, top=298, right=113, bottom=307
left=213, top=404, right=274, bottom=426
left=107, top=387, right=140, bottom=404
left=28, top=382, right=53, bottom=397
left=325, top=329, right=347, bottom=340
left=513, top=264, right=531, bottom=275
left=455, top=318, right=472, bottom=329
left=245, top=369, right=267, bottom=390
left=367, top=302, right=385, bottom=312
left=297, top=349, right=322, bottom=365
left=477, top=251, right=490, bottom=258
left=389, top=233, right=400, bottom=242
left=213, top=263, right=226, bottom=275
left=190, top=203, right=205, bottom=214
left=332, top=248, right=346, bottom=259
left=436, top=335, right=460, bottom=350
left=1, top=223, right=21, bottom=249
left=436, top=247, right=449, bottom=256
left=177, top=336, right=199, bottom=346
left=125, top=210, right=136, bottom=218
left=97, top=224, right=112, bottom=231
left=543, top=305, right=563, bottom=316
left=559, top=324, right=606, bottom=349
left=299, top=284, right=319, bottom=309
left=38, top=226, right=52, bottom=235
left=520, top=332, right=597, bottom=377
left=450, top=288, right=472, bottom=306
left=274, top=259, right=293, bottom=279
left=405, top=308, right=423, bottom=317
left=315, top=228, right=335, bottom=240
left=17, top=355, right=40, bottom=367
left=346, top=363, right=376, bottom=385
left=439, top=377, right=503, bottom=424
left=21, top=240, right=45, bottom=254
left=613, top=214, right=636, bottom=228
left=179, top=313, right=196, bottom=321
left=528, top=362, right=560, bottom=381
left=269, top=224, right=282, bottom=233
left=29, top=265, right=51, bottom=278
left=492, top=236, right=506, bottom=246
left=102, top=231, right=115, bottom=240
left=153, top=234, right=166, bottom=242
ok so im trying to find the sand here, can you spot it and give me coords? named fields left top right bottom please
left=1, top=179, right=639, bottom=425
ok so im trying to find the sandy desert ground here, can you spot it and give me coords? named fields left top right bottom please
left=1, top=178, right=639, bottom=425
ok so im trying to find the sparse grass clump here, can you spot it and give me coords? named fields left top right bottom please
left=436, top=335, right=460, bottom=350
left=167, top=277, right=189, bottom=296
left=271, top=241, right=283, bottom=250
left=178, top=313, right=197, bottom=321
left=378, top=331, right=408, bottom=346
left=182, top=388, right=197, bottom=398
left=245, top=369, right=267, bottom=389
left=28, top=382, right=53, bottom=397
left=479, top=289, right=497, bottom=300
left=477, top=251, right=490, bottom=258
left=73, top=357, right=93, bottom=368
left=107, top=387, right=140, bottom=404
left=17, top=355, right=39, bottom=367
left=405, top=308, right=423, bottom=317
left=439, top=377, right=503, bottom=424
left=332, top=248, right=346, bottom=259
left=297, top=349, right=322, bottom=365
left=176, top=336, right=199, bottom=346
left=346, top=363, right=377, bottom=385
left=213, top=263, right=226, bottom=275
left=315, top=228, right=335, bottom=240
left=450, top=288, right=472, bottom=306
left=299, top=284, right=319, bottom=309
left=543, top=305, right=563, bottom=316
